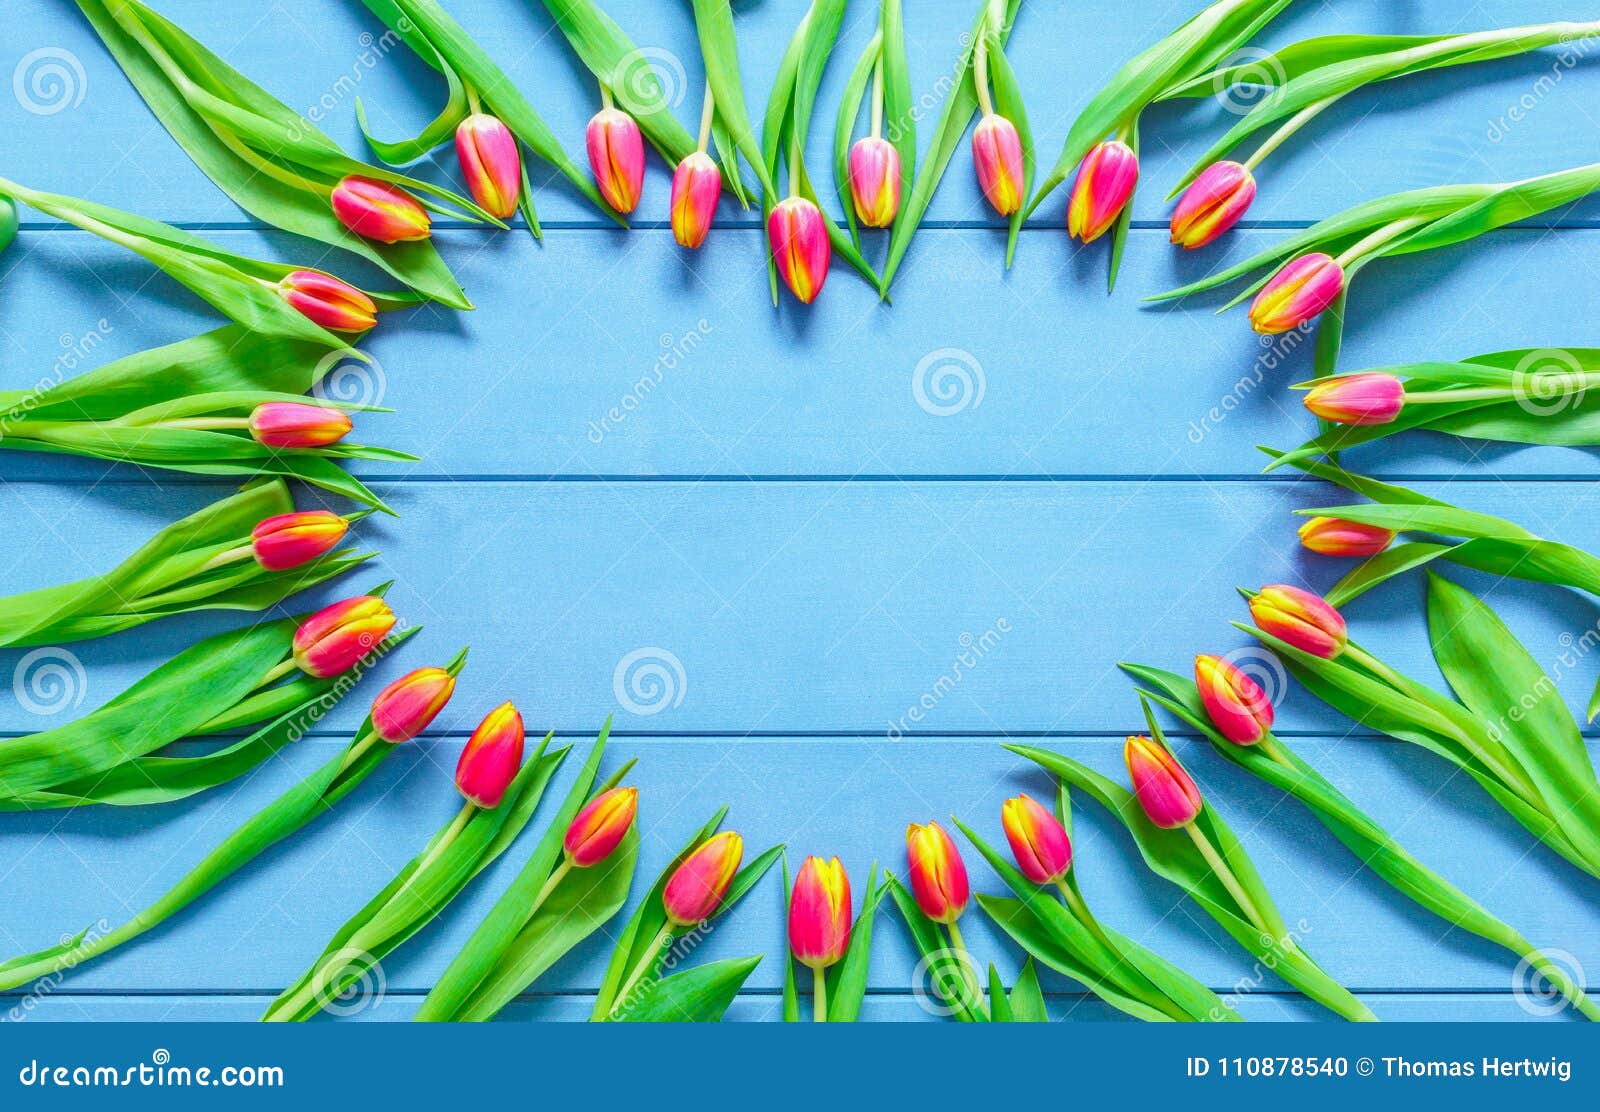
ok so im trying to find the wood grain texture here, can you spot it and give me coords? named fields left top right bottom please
left=3, top=0, right=1599, bottom=1020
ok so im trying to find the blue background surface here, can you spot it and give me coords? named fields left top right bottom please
left=2, top=0, right=1599, bottom=1023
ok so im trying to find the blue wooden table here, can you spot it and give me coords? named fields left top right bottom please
left=2, top=0, right=1598, bottom=1022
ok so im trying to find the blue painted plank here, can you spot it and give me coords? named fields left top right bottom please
left=0, top=738, right=1594, bottom=1001
left=5, top=993, right=1569, bottom=1023
left=4, top=227, right=1600, bottom=480
left=3, top=1, right=1597, bottom=230
left=5, top=479, right=1600, bottom=738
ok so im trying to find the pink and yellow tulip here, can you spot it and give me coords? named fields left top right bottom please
left=250, top=510, right=347, bottom=571
left=1124, top=734, right=1203, bottom=829
left=275, top=270, right=377, bottom=333
left=291, top=595, right=395, bottom=678
left=1297, top=516, right=1395, bottom=557
left=1194, top=654, right=1274, bottom=745
left=670, top=151, right=721, bottom=249
left=455, top=114, right=522, bottom=220
left=1303, top=373, right=1405, bottom=425
left=663, top=831, right=744, bottom=926
left=905, top=821, right=969, bottom=924
left=1000, top=793, right=1073, bottom=884
left=1249, top=252, right=1344, bottom=334
left=1067, top=140, right=1138, bottom=243
left=247, top=402, right=351, bottom=449
left=971, top=114, right=1024, bottom=216
left=330, top=175, right=431, bottom=243
left=848, top=136, right=901, bottom=228
left=1250, top=585, right=1347, bottom=660
left=586, top=108, right=645, bottom=215
left=789, top=855, right=851, bottom=969
left=371, top=666, right=457, bottom=744
left=768, top=196, right=831, bottom=304
left=455, top=702, right=524, bottom=808
left=564, top=785, right=639, bottom=867
left=1170, top=161, right=1255, bottom=248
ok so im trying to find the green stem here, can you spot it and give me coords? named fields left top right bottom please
left=1183, top=821, right=1275, bottom=939
left=695, top=81, right=715, bottom=153
left=1333, top=215, right=1432, bottom=268
left=1243, top=96, right=1336, bottom=172
left=466, top=85, right=483, bottom=116
left=869, top=50, right=885, bottom=140
left=335, top=728, right=381, bottom=776
left=194, top=542, right=256, bottom=575
left=945, top=919, right=989, bottom=1019
left=148, top=416, right=250, bottom=432
left=1055, top=877, right=1189, bottom=1022
left=812, top=965, right=828, bottom=1022
left=255, top=657, right=300, bottom=690
left=396, top=799, right=477, bottom=898
left=972, top=23, right=996, bottom=118
left=1400, top=376, right=1600, bottom=406
left=788, top=127, right=801, bottom=199
left=599, top=82, right=614, bottom=111
left=523, top=860, right=573, bottom=927
left=609, top=922, right=674, bottom=1018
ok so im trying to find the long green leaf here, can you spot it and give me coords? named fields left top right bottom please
left=614, top=955, right=761, bottom=1022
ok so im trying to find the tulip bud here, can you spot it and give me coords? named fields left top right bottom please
left=1250, top=585, right=1347, bottom=660
left=455, top=113, right=522, bottom=220
left=1000, top=794, right=1073, bottom=884
left=1195, top=654, right=1274, bottom=745
left=971, top=114, right=1024, bottom=216
left=371, top=666, right=456, bottom=743
left=331, top=175, right=431, bottom=243
left=670, top=151, right=721, bottom=249
left=767, top=196, right=831, bottom=304
left=1067, top=140, right=1139, bottom=244
left=848, top=137, right=901, bottom=228
left=1297, top=516, right=1395, bottom=557
left=564, top=785, right=638, bottom=867
left=455, top=702, right=524, bottom=808
left=1303, top=373, right=1405, bottom=425
left=788, top=855, right=851, bottom=969
left=250, top=510, right=347, bottom=571
left=905, top=821, right=969, bottom=923
left=662, top=830, right=743, bottom=927
left=291, top=595, right=396, bottom=678
left=248, top=402, right=351, bottom=449
left=1124, top=734, right=1203, bottom=829
left=1249, top=252, right=1344, bottom=334
left=586, top=108, right=645, bottom=215
left=276, top=270, right=377, bottom=333
left=1170, top=160, right=1255, bottom=249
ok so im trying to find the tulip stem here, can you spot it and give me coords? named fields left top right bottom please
left=870, top=51, right=885, bottom=140
left=1258, top=734, right=1297, bottom=772
left=609, top=922, right=675, bottom=1018
left=945, top=919, right=989, bottom=1019
left=788, top=129, right=802, bottom=198
left=195, top=543, right=256, bottom=574
left=524, top=860, right=573, bottom=928
left=466, top=85, right=483, bottom=116
left=695, top=81, right=715, bottom=153
left=812, top=965, right=828, bottom=1022
left=149, top=416, right=251, bottom=432
left=1400, top=382, right=1600, bottom=406
left=1333, top=215, right=1431, bottom=268
left=256, top=657, right=300, bottom=690
left=1244, top=96, right=1336, bottom=172
left=599, top=82, right=614, bottom=111
left=972, top=25, right=996, bottom=118
left=396, top=800, right=477, bottom=898
left=335, top=728, right=381, bottom=776
left=1183, top=822, right=1272, bottom=937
